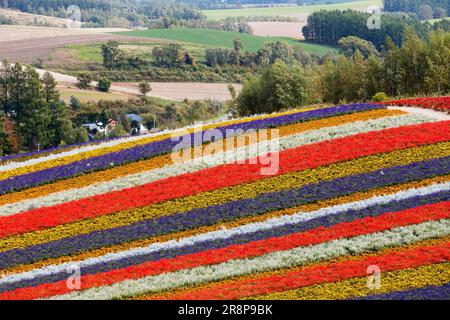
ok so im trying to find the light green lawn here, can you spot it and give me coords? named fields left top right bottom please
left=113, top=28, right=337, bottom=56
left=426, top=17, right=450, bottom=24
left=202, top=0, right=382, bottom=20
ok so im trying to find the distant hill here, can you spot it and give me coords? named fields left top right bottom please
left=0, top=0, right=205, bottom=27
left=0, top=8, right=71, bottom=27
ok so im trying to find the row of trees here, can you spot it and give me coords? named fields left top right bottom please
left=232, top=28, right=450, bottom=115
left=0, top=62, right=88, bottom=154
left=0, top=0, right=205, bottom=27
left=302, top=10, right=431, bottom=48
left=205, top=39, right=320, bottom=67
left=148, top=17, right=253, bottom=34
left=383, top=0, right=449, bottom=19
left=101, top=39, right=319, bottom=72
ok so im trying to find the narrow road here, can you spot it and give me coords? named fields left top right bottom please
left=32, top=68, right=240, bottom=102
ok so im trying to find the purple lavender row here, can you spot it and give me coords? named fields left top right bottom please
left=0, top=155, right=447, bottom=272
left=355, top=283, right=450, bottom=300
left=0, top=103, right=383, bottom=194
left=0, top=135, right=129, bottom=164
left=1, top=188, right=447, bottom=293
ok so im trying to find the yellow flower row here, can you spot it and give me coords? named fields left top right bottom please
left=2, top=142, right=448, bottom=254
left=250, top=263, right=450, bottom=300
left=134, top=236, right=450, bottom=300
left=0, top=109, right=401, bottom=205
left=0, top=107, right=321, bottom=180
left=2, top=108, right=319, bottom=166
left=4, top=175, right=448, bottom=277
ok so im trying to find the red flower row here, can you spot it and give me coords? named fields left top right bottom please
left=161, top=242, right=450, bottom=300
left=2, top=201, right=448, bottom=300
left=384, top=97, right=450, bottom=113
left=0, top=120, right=448, bottom=239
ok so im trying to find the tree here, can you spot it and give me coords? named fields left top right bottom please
left=235, top=60, right=309, bottom=116
left=138, top=80, right=151, bottom=97
left=97, top=77, right=111, bottom=92
left=233, top=37, right=243, bottom=66
left=152, top=43, right=190, bottom=67
left=40, top=71, right=73, bottom=147
left=108, top=123, right=127, bottom=138
left=19, top=67, right=53, bottom=150
left=101, top=41, right=122, bottom=68
left=41, top=72, right=59, bottom=103
left=69, top=96, right=81, bottom=111
left=434, top=7, right=447, bottom=19
left=423, top=30, right=450, bottom=94
left=338, top=36, right=379, bottom=59
left=0, top=112, right=12, bottom=156
left=120, top=113, right=131, bottom=133
left=418, top=5, right=434, bottom=20
left=77, top=72, right=93, bottom=89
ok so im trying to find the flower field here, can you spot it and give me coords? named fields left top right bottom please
left=382, top=97, right=450, bottom=113
left=0, top=100, right=449, bottom=300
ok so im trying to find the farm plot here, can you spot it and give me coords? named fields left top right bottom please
left=248, top=22, right=306, bottom=39
left=202, top=0, right=382, bottom=20
left=0, top=25, right=141, bottom=63
left=114, top=28, right=337, bottom=55
left=0, top=98, right=448, bottom=300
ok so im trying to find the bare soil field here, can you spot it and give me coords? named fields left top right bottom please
left=115, top=82, right=242, bottom=102
left=0, top=26, right=150, bottom=63
left=248, top=22, right=306, bottom=39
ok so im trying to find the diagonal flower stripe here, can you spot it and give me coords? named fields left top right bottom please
left=355, top=283, right=450, bottom=300
left=2, top=200, right=449, bottom=300
left=1, top=101, right=449, bottom=300
left=249, top=262, right=450, bottom=300
left=0, top=108, right=402, bottom=209
left=0, top=110, right=413, bottom=217
left=48, top=220, right=450, bottom=300
left=142, top=237, right=450, bottom=301
left=0, top=120, right=448, bottom=240
left=0, top=156, right=448, bottom=271
left=0, top=185, right=447, bottom=294
left=0, top=104, right=383, bottom=194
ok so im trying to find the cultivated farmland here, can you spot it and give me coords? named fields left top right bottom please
left=0, top=98, right=448, bottom=300
left=0, top=25, right=140, bottom=63
left=113, top=28, right=337, bottom=55
left=202, top=0, right=382, bottom=20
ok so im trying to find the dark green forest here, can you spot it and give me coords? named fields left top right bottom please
left=302, top=9, right=446, bottom=48
left=0, top=0, right=204, bottom=27
left=384, top=0, right=449, bottom=19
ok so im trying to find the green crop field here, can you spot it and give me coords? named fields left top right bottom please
left=113, top=28, right=337, bottom=56
left=202, top=0, right=382, bottom=20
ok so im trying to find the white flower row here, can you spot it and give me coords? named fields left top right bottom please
left=48, top=219, right=450, bottom=300
left=2, top=181, right=447, bottom=287
left=0, top=109, right=303, bottom=171
left=0, top=113, right=432, bottom=217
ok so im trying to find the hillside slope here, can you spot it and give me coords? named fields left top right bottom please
left=0, top=99, right=449, bottom=300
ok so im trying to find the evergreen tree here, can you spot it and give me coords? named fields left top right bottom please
left=19, top=67, right=53, bottom=150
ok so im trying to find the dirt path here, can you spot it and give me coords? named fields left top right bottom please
left=388, top=106, right=450, bottom=120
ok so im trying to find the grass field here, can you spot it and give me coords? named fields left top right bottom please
left=62, top=40, right=213, bottom=65
left=427, top=17, right=450, bottom=24
left=113, top=28, right=337, bottom=55
left=203, top=0, right=382, bottom=20
left=58, top=85, right=135, bottom=103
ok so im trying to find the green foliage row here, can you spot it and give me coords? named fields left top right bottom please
left=233, top=29, right=450, bottom=115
